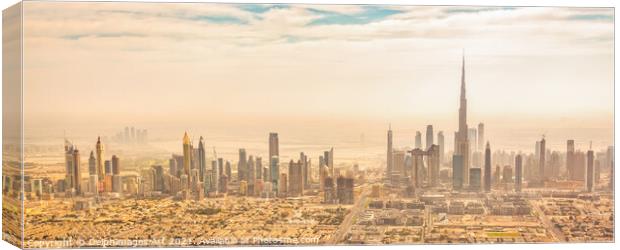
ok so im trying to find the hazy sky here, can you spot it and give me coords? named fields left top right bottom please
left=20, top=2, right=614, bottom=151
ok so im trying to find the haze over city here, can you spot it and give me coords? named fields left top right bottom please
left=20, top=2, right=613, bottom=152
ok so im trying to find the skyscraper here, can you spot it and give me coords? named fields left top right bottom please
left=415, top=131, right=422, bottom=149
left=539, top=137, right=546, bottom=183
left=426, top=125, right=434, bottom=150
left=468, top=128, right=477, bottom=153
left=64, top=141, right=82, bottom=195
left=437, top=131, right=445, bottom=165
left=452, top=155, right=463, bottom=190
left=324, top=148, right=334, bottom=177
left=96, top=136, right=105, bottom=182
left=111, top=155, right=120, bottom=175
left=454, top=53, right=470, bottom=186
left=387, top=125, right=393, bottom=178
left=329, top=147, right=334, bottom=177
left=469, top=168, right=481, bottom=191
left=238, top=148, right=247, bottom=182
left=198, top=137, right=206, bottom=182
left=88, top=151, right=96, bottom=176
left=484, top=142, right=491, bottom=192
left=300, top=152, right=309, bottom=188
left=88, top=151, right=97, bottom=194
left=586, top=149, right=594, bottom=192
left=269, top=132, right=279, bottom=162
left=567, top=140, right=575, bottom=180
left=226, top=161, right=232, bottom=182
left=428, top=145, right=440, bottom=187
left=288, top=160, right=304, bottom=197
left=477, top=123, right=484, bottom=151
left=270, top=156, right=279, bottom=194
left=111, top=155, right=121, bottom=193
left=182, top=132, right=191, bottom=189
left=248, top=155, right=255, bottom=194
left=515, top=154, right=523, bottom=192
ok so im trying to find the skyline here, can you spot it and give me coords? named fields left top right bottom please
left=3, top=2, right=615, bottom=247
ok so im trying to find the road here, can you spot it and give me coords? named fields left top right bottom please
left=531, top=200, right=565, bottom=242
left=330, top=186, right=370, bottom=244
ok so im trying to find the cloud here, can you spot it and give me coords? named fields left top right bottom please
left=306, top=5, right=404, bottom=26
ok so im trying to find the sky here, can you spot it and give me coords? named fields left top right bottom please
left=20, top=2, right=614, bottom=151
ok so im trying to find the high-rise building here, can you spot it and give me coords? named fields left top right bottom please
left=515, top=155, right=523, bottom=192
left=254, top=157, right=261, bottom=180
left=210, top=160, right=218, bottom=193
left=428, top=145, right=440, bottom=187
left=88, top=151, right=97, bottom=194
left=300, top=152, right=309, bottom=188
left=393, top=150, right=405, bottom=175
left=477, top=123, right=484, bottom=151
left=494, top=165, right=500, bottom=188
left=198, top=137, right=206, bottom=182
left=96, top=137, right=105, bottom=183
left=454, top=53, right=470, bottom=186
left=270, top=156, right=279, bottom=194
left=238, top=148, right=247, bottom=182
left=104, top=160, right=112, bottom=176
left=324, top=148, right=334, bottom=177
left=319, top=164, right=327, bottom=191
left=88, top=151, right=96, bottom=176
left=549, top=151, right=561, bottom=179
left=452, top=155, right=463, bottom=190
left=279, top=173, right=288, bottom=197
left=226, top=161, right=232, bottom=181
left=468, top=128, right=477, bottom=153
left=469, top=168, right=481, bottom=191
left=323, top=176, right=336, bottom=203
left=336, top=176, right=354, bottom=204
left=606, top=146, right=614, bottom=170
left=437, top=131, right=444, bottom=165
left=111, top=155, right=121, bottom=193
left=151, top=165, right=164, bottom=192
left=111, top=155, right=120, bottom=175
left=387, top=125, right=393, bottom=178
left=538, top=137, right=546, bottom=183
left=426, top=125, right=434, bottom=150
left=269, top=132, right=279, bottom=162
left=415, top=131, right=422, bottom=149
left=248, top=155, right=255, bottom=194
left=182, top=132, right=191, bottom=190
left=484, top=142, right=491, bottom=192
left=64, top=141, right=82, bottom=195
left=288, top=160, right=304, bottom=197
left=567, top=140, right=575, bottom=180
left=502, top=165, right=513, bottom=183
left=574, top=151, right=586, bottom=181
left=586, top=149, right=594, bottom=192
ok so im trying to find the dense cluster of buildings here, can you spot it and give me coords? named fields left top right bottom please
left=111, top=126, right=148, bottom=145
left=385, top=55, right=614, bottom=195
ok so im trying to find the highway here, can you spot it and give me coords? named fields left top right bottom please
left=330, top=186, right=370, bottom=244
left=531, top=200, right=565, bottom=242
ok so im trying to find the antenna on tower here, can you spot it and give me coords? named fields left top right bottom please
left=212, top=147, right=217, bottom=159
left=590, top=141, right=593, bottom=150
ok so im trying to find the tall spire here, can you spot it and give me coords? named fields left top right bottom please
left=183, top=131, right=190, bottom=144
left=458, top=50, right=468, bottom=136
left=461, top=49, right=466, bottom=100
